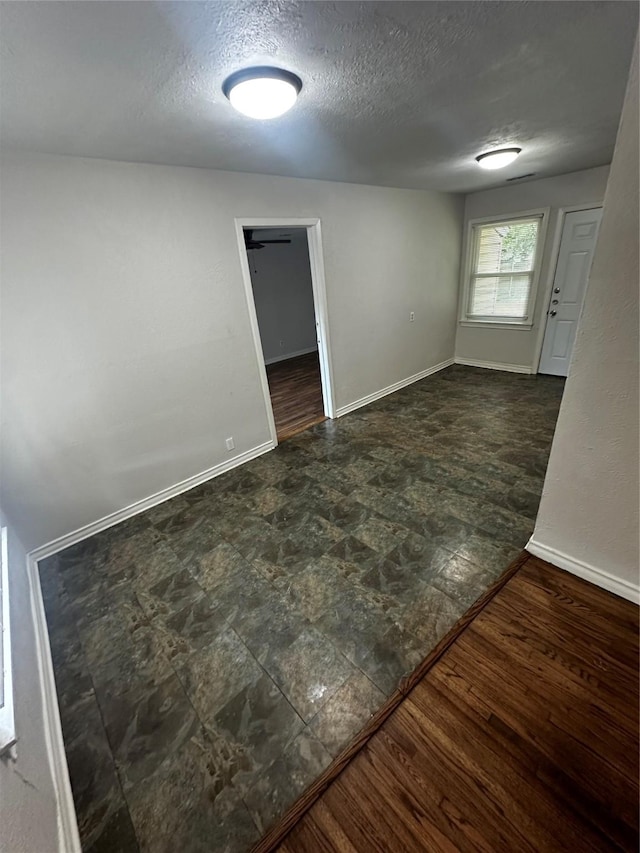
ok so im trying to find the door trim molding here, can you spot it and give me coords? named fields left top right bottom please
left=532, top=204, right=603, bottom=374
left=234, top=218, right=337, bottom=445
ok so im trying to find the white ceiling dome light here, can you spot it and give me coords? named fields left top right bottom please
left=223, top=67, right=302, bottom=120
left=476, top=147, right=522, bottom=170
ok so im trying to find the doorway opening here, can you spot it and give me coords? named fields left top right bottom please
left=235, top=218, right=336, bottom=444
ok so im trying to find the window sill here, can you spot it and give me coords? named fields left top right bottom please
left=458, top=320, right=534, bottom=331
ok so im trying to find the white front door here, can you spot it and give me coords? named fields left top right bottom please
left=538, top=208, right=602, bottom=376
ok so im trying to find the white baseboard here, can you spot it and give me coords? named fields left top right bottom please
left=336, top=358, right=454, bottom=418
left=26, top=553, right=81, bottom=852
left=30, top=441, right=275, bottom=563
left=526, top=537, right=640, bottom=604
left=454, top=357, right=534, bottom=374
left=264, top=346, right=318, bottom=366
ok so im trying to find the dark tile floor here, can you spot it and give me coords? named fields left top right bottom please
left=39, top=365, right=564, bottom=852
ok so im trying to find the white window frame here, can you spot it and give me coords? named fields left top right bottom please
left=459, top=208, right=550, bottom=330
left=0, top=525, right=16, bottom=755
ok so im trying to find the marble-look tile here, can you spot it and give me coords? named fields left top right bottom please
left=136, top=565, right=204, bottom=621
left=308, top=671, right=385, bottom=755
left=100, top=673, right=199, bottom=791
left=262, top=627, right=355, bottom=722
left=385, top=533, right=453, bottom=580
left=326, top=535, right=387, bottom=576
left=242, top=730, right=332, bottom=835
left=90, top=622, right=174, bottom=700
left=432, top=552, right=499, bottom=610
left=208, top=565, right=276, bottom=627
left=154, top=507, right=221, bottom=565
left=268, top=508, right=345, bottom=556
left=78, top=593, right=151, bottom=673
left=102, top=527, right=166, bottom=577
left=152, top=592, right=228, bottom=665
left=84, top=806, right=139, bottom=853
left=314, top=594, right=394, bottom=673
left=130, top=539, right=186, bottom=592
left=400, top=584, right=464, bottom=648
left=357, top=623, right=428, bottom=694
left=351, top=514, right=412, bottom=555
left=454, top=531, right=521, bottom=575
left=243, top=484, right=290, bottom=516
left=214, top=674, right=304, bottom=767
left=44, top=365, right=564, bottom=852
left=176, top=627, right=263, bottom=723
left=126, top=727, right=259, bottom=853
left=188, top=541, right=251, bottom=590
left=239, top=532, right=312, bottom=585
left=283, top=557, right=355, bottom=622
left=144, top=495, right=191, bottom=526
left=412, top=508, right=479, bottom=553
left=49, top=622, right=95, bottom=711
left=63, top=694, right=128, bottom=850
left=232, top=590, right=310, bottom=666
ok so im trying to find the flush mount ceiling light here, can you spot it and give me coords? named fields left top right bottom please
left=222, top=67, right=302, bottom=120
left=475, top=147, right=522, bottom=170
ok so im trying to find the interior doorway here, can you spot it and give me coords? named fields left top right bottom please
left=235, top=218, right=336, bottom=444
left=538, top=207, right=603, bottom=376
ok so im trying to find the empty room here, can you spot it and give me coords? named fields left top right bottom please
left=0, top=3, right=638, bottom=853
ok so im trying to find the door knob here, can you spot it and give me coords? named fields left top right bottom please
left=554, top=288, right=561, bottom=293
left=549, top=310, right=557, bottom=316
left=552, top=299, right=559, bottom=305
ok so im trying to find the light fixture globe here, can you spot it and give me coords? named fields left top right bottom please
left=476, top=147, right=522, bottom=170
left=223, top=67, right=302, bottom=120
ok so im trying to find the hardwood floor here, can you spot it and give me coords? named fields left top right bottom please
left=271, top=556, right=639, bottom=853
left=266, top=351, right=326, bottom=441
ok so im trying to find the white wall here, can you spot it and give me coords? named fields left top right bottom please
left=529, top=38, right=639, bottom=601
left=0, top=510, right=60, bottom=852
left=248, top=230, right=317, bottom=364
left=455, top=165, right=610, bottom=370
left=1, top=153, right=463, bottom=550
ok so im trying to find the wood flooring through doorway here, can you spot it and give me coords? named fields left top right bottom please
left=266, top=351, right=326, bottom=441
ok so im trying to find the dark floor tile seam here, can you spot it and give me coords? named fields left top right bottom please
left=74, top=648, right=143, bottom=853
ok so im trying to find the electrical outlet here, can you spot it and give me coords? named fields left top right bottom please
left=279, top=340, right=284, bottom=348
left=409, top=311, right=415, bottom=322
left=225, top=437, right=235, bottom=451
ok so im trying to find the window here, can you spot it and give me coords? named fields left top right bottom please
left=462, top=214, right=545, bottom=326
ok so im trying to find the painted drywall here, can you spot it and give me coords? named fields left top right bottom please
left=247, top=230, right=317, bottom=364
left=0, top=153, right=463, bottom=550
left=455, top=165, right=610, bottom=370
left=531, top=37, right=639, bottom=595
left=0, top=510, right=59, bottom=852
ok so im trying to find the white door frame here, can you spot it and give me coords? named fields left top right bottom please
left=234, top=217, right=337, bottom=446
left=533, top=203, right=603, bottom=374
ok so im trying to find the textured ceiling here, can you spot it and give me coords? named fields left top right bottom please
left=0, top=1, right=637, bottom=192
